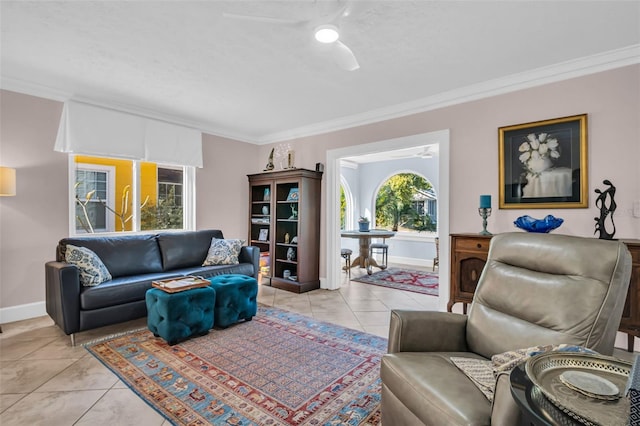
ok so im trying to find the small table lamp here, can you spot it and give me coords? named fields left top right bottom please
left=0, top=167, right=16, bottom=196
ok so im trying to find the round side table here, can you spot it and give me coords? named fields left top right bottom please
left=510, top=363, right=581, bottom=426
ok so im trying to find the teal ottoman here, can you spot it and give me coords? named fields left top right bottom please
left=145, top=286, right=215, bottom=345
left=207, top=274, right=258, bottom=328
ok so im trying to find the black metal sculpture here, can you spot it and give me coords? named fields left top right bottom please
left=594, top=179, right=617, bottom=240
left=263, top=148, right=275, bottom=171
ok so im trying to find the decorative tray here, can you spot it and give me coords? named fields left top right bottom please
left=525, top=352, right=631, bottom=426
left=152, top=276, right=210, bottom=293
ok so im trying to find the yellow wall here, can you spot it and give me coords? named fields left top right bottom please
left=75, top=156, right=158, bottom=231
left=140, top=162, right=158, bottom=209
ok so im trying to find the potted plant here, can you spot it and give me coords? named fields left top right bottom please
left=358, top=216, right=370, bottom=232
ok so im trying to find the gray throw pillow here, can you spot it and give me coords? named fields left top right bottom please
left=65, top=244, right=112, bottom=286
left=202, top=238, right=245, bottom=266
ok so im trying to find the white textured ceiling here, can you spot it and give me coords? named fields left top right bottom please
left=1, top=1, right=639, bottom=144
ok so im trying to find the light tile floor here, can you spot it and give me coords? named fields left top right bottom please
left=0, top=263, right=634, bottom=425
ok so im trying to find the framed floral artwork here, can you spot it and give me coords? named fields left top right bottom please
left=498, top=114, right=588, bottom=209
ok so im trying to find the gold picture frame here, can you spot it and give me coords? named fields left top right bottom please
left=498, top=114, right=588, bottom=209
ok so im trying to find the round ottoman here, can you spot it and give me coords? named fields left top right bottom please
left=145, top=286, right=215, bottom=345
left=207, top=274, right=258, bottom=328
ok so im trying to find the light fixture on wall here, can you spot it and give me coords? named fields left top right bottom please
left=0, top=167, right=17, bottom=196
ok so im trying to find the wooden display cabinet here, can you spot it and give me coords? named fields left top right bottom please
left=448, top=233, right=640, bottom=351
left=247, top=169, right=323, bottom=293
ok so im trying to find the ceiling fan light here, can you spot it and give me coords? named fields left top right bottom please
left=314, top=25, right=339, bottom=43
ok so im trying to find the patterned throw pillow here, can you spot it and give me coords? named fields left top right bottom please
left=202, top=238, right=245, bottom=266
left=65, top=244, right=112, bottom=286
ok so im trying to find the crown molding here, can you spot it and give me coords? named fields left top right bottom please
left=339, top=159, right=359, bottom=169
left=3, top=44, right=639, bottom=146
left=257, top=44, right=640, bottom=144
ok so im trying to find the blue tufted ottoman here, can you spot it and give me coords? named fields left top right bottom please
left=207, top=274, right=258, bottom=328
left=145, top=286, right=215, bottom=345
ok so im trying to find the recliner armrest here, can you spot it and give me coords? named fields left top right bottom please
left=490, top=371, right=522, bottom=426
left=45, top=261, right=81, bottom=335
left=388, top=310, right=469, bottom=353
left=239, top=246, right=260, bottom=279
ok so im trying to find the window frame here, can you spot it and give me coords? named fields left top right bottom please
left=68, top=155, right=196, bottom=235
left=74, top=163, right=116, bottom=233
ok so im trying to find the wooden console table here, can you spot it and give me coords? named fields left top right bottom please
left=448, top=233, right=640, bottom=351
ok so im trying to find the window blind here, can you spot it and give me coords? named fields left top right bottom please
left=55, top=101, right=203, bottom=167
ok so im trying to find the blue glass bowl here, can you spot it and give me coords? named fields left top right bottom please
left=514, top=215, right=564, bottom=233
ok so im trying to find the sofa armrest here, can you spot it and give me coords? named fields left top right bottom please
left=239, top=246, right=260, bottom=279
left=388, top=310, right=469, bottom=353
left=45, top=261, right=81, bottom=335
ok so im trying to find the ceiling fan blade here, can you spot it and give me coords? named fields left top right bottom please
left=222, top=12, right=308, bottom=26
left=332, top=40, right=359, bottom=71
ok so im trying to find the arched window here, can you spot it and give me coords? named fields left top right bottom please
left=340, top=176, right=353, bottom=230
left=375, top=172, right=436, bottom=233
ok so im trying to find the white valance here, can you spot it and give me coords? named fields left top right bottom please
left=55, top=101, right=203, bottom=167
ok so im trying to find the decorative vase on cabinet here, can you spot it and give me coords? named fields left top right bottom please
left=247, top=168, right=323, bottom=293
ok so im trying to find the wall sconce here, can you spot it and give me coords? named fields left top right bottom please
left=0, top=167, right=17, bottom=196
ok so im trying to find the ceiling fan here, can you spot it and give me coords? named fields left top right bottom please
left=388, top=146, right=438, bottom=159
left=222, top=1, right=360, bottom=71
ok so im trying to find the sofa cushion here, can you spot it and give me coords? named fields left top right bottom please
left=203, top=238, right=245, bottom=265
left=59, top=234, right=163, bottom=278
left=79, top=271, right=183, bottom=310
left=157, top=230, right=224, bottom=271
left=65, top=244, right=112, bottom=286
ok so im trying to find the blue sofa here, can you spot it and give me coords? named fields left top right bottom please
left=45, top=229, right=259, bottom=345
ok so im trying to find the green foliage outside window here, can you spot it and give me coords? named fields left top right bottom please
left=375, top=173, right=436, bottom=232
left=141, top=186, right=183, bottom=230
left=340, top=185, right=346, bottom=230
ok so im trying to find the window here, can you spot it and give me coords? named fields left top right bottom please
left=375, top=172, right=437, bottom=233
left=339, top=177, right=353, bottom=231
left=340, top=185, right=346, bottom=230
left=75, top=165, right=114, bottom=233
left=72, top=156, right=194, bottom=234
left=141, top=166, right=184, bottom=230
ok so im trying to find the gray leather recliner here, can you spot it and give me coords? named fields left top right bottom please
left=380, top=232, right=632, bottom=426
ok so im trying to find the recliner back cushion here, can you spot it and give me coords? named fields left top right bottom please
left=157, top=229, right=224, bottom=271
left=58, top=234, right=163, bottom=278
left=466, top=232, right=631, bottom=358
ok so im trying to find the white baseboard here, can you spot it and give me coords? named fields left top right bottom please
left=0, top=301, right=47, bottom=324
left=387, top=256, right=434, bottom=268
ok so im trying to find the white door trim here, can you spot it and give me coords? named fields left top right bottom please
left=325, top=129, right=451, bottom=311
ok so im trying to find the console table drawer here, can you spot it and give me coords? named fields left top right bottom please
left=454, top=237, right=491, bottom=252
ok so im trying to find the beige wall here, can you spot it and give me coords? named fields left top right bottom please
left=1, top=91, right=66, bottom=319
left=196, top=133, right=257, bottom=240
left=1, top=64, right=639, bottom=322
left=261, top=65, right=640, bottom=274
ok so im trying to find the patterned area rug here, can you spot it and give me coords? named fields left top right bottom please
left=352, top=267, right=439, bottom=296
left=86, top=306, right=385, bottom=425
